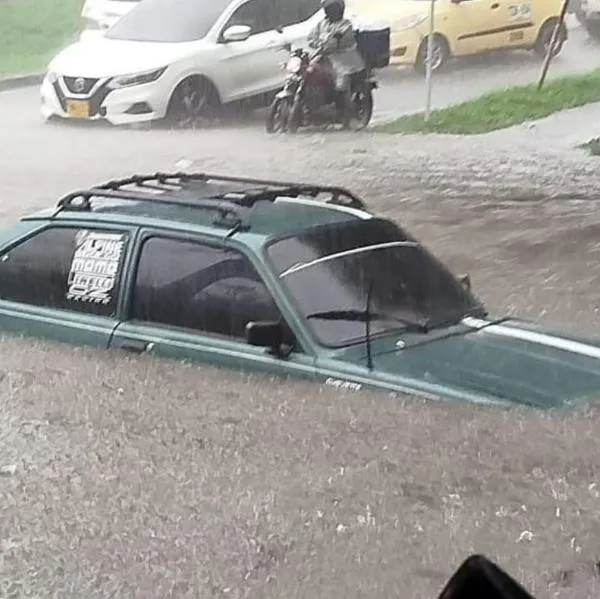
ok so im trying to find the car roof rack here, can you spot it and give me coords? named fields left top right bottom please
left=52, top=171, right=369, bottom=229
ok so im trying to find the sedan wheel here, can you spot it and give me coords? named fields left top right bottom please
left=167, top=77, right=219, bottom=129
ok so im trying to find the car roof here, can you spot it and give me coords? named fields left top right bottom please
left=24, top=172, right=374, bottom=242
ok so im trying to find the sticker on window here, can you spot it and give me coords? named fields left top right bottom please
left=66, top=230, right=126, bottom=304
left=508, top=2, right=531, bottom=22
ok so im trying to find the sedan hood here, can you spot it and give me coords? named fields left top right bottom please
left=338, top=318, right=600, bottom=409
left=48, top=37, right=201, bottom=78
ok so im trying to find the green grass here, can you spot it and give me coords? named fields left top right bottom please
left=379, top=69, right=600, bottom=135
left=0, top=0, right=84, bottom=77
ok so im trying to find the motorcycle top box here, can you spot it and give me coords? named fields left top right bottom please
left=354, top=25, right=391, bottom=70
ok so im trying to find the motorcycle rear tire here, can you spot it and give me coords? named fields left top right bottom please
left=265, top=96, right=290, bottom=133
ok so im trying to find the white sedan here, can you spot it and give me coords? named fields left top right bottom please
left=41, top=0, right=322, bottom=126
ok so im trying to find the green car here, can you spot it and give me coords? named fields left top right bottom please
left=1, top=172, right=599, bottom=409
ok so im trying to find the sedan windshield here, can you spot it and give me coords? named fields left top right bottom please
left=267, top=218, right=483, bottom=348
left=106, top=0, right=232, bottom=43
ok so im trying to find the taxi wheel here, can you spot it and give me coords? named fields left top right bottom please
left=166, top=76, right=220, bottom=129
left=534, top=20, right=567, bottom=58
left=415, top=35, right=450, bottom=75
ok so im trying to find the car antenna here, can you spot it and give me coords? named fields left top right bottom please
left=365, top=277, right=374, bottom=371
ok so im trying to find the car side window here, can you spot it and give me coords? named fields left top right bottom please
left=130, top=236, right=290, bottom=342
left=0, top=226, right=129, bottom=317
left=225, top=0, right=276, bottom=35
left=274, top=0, right=321, bottom=28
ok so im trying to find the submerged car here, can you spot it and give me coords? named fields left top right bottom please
left=346, top=0, right=568, bottom=73
left=41, top=0, right=323, bottom=126
left=1, top=172, right=600, bottom=409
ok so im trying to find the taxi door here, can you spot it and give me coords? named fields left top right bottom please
left=451, top=0, right=511, bottom=56
left=503, top=0, right=536, bottom=46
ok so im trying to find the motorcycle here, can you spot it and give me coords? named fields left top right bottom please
left=266, top=41, right=377, bottom=134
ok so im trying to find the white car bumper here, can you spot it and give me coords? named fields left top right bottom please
left=40, top=72, right=171, bottom=126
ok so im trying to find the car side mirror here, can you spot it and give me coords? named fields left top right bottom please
left=459, top=274, right=471, bottom=291
left=222, top=24, right=252, bottom=43
left=437, top=554, right=536, bottom=599
left=246, top=320, right=284, bottom=349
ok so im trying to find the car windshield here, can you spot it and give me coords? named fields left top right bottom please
left=267, top=218, right=483, bottom=348
left=105, top=0, right=232, bottom=43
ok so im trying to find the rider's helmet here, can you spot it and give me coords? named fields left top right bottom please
left=321, top=0, right=345, bottom=22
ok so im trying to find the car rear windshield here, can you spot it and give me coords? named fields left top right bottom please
left=267, top=218, right=481, bottom=347
left=106, top=0, right=232, bottom=42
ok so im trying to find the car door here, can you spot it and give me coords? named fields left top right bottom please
left=0, top=223, right=135, bottom=348
left=452, top=0, right=509, bottom=55
left=217, top=0, right=286, bottom=100
left=504, top=0, right=536, bottom=46
left=109, top=232, right=318, bottom=381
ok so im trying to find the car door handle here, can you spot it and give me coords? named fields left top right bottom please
left=491, top=2, right=500, bottom=8
left=119, top=339, right=154, bottom=354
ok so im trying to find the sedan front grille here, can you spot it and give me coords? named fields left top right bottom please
left=63, top=76, right=99, bottom=95
left=53, top=78, right=113, bottom=118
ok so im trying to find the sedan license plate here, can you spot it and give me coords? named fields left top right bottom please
left=65, top=99, right=91, bottom=119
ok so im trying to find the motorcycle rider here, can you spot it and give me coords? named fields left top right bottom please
left=307, top=0, right=365, bottom=128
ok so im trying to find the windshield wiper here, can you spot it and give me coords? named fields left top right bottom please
left=305, top=309, right=430, bottom=334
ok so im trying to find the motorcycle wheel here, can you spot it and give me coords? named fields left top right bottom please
left=351, top=88, right=374, bottom=131
left=265, top=96, right=291, bottom=133
left=287, top=98, right=304, bottom=134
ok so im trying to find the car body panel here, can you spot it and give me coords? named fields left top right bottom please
left=346, top=0, right=564, bottom=64
left=2, top=177, right=600, bottom=411
left=0, top=301, right=119, bottom=350
left=323, top=317, right=600, bottom=409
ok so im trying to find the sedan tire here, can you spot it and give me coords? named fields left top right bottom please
left=166, top=76, right=220, bottom=129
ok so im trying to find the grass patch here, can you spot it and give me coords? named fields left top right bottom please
left=0, top=0, right=84, bottom=77
left=379, top=69, right=600, bottom=135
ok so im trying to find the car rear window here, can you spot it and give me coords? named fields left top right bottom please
left=106, top=0, right=232, bottom=42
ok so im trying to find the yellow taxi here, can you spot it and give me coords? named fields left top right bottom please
left=347, top=0, right=568, bottom=73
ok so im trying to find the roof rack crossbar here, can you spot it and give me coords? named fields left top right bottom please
left=54, top=187, right=247, bottom=227
left=93, top=172, right=367, bottom=210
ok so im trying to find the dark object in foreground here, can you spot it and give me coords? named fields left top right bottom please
left=439, top=555, right=536, bottom=599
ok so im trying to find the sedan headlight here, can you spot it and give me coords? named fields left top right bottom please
left=393, top=14, right=428, bottom=31
left=109, top=67, right=167, bottom=89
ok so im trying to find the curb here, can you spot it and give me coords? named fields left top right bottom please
left=0, top=73, right=44, bottom=93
